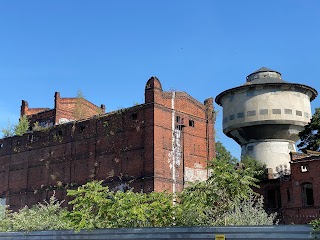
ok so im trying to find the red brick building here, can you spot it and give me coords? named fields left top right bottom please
left=0, top=77, right=215, bottom=211
left=21, top=91, right=106, bottom=128
left=257, top=151, right=320, bottom=224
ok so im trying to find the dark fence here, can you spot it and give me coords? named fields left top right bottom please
left=0, top=225, right=315, bottom=240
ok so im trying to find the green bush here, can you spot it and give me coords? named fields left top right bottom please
left=66, top=181, right=177, bottom=230
left=0, top=194, right=71, bottom=232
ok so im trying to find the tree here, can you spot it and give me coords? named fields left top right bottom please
left=1, top=120, right=13, bottom=138
left=215, top=141, right=238, bottom=164
left=1, top=116, right=30, bottom=138
left=241, top=155, right=266, bottom=180
left=74, top=90, right=86, bottom=120
left=13, top=115, right=30, bottom=136
left=177, top=142, right=261, bottom=226
left=298, top=107, right=320, bottom=152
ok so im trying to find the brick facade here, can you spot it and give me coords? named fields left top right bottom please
left=21, top=92, right=106, bottom=128
left=257, top=151, right=320, bottom=224
left=0, top=77, right=215, bottom=211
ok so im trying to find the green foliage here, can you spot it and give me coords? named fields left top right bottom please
left=74, top=90, right=86, bottom=120
left=1, top=116, right=30, bottom=138
left=1, top=120, right=13, bottom=138
left=14, top=115, right=30, bottom=136
left=66, top=181, right=176, bottom=230
left=298, top=108, right=320, bottom=152
left=310, top=218, right=320, bottom=238
left=241, top=155, right=266, bottom=180
left=220, top=195, right=277, bottom=226
left=177, top=154, right=261, bottom=226
left=0, top=194, right=71, bottom=232
left=215, top=141, right=238, bottom=164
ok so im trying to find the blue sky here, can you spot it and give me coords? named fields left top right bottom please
left=0, top=1, right=320, bottom=158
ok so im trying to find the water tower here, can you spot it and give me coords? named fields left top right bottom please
left=215, top=67, right=317, bottom=172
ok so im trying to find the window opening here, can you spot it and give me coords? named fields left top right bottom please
left=189, top=120, right=194, bottom=127
left=259, top=109, right=268, bottom=115
left=301, top=165, right=308, bottom=173
left=247, top=110, right=256, bottom=117
left=132, top=113, right=137, bottom=120
left=302, top=183, right=314, bottom=206
left=237, top=112, right=244, bottom=118
left=284, top=109, right=292, bottom=115
left=272, top=109, right=281, bottom=114
left=79, top=126, right=86, bottom=133
left=296, top=110, right=302, bottom=116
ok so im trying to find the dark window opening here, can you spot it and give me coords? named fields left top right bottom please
left=229, top=115, right=234, bottom=120
left=189, top=120, right=195, bottom=127
left=132, top=113, right=137, bottom=120
left=176, top=116, right=181, bottom=123
left=79, top=126, right=86, bottom=133
left=302, top=183, right=314, bottom=206
left=296, top=110, right=302, bottom=116
left=237, top=112, right=244, bottom=118
left=247, top=145, right=254, bottom=151
left=266, top=189, right=277, bottom=209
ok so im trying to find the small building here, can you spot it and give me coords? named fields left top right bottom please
left=0, top=77, right=215, bottom=211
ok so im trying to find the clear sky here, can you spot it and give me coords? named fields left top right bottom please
left=0, top=1, right=320, bottom=158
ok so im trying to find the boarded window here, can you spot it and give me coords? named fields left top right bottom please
left=272, top=109, right=281, bottom=114
left=259, top=109, right=268, bottom=115
left=284, top=109, right=292, bottom=115
left=237, top=112, right=244, bottom=118
left=247, top=110, right=256, bottom=117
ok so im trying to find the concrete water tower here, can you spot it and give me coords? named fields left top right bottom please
left=215, top=67, right=317, bottom=172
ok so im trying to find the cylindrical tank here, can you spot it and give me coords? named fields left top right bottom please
left=215, top=67, right=317, bottom=172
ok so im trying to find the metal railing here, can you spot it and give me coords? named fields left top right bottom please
left=0, top=225, right=314, bottom=240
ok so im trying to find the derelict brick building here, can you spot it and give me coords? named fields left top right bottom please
left=0, top=77, right=215, bottom=211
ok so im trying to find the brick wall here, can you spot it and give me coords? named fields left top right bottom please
left=0, top=77, right=215, bottom=211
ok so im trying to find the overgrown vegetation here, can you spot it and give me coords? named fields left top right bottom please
left=298, top=107, right=320, bottom=152
left=1, top=115, right=30, bottom=138
left=0, top=142, right=276, bottom=232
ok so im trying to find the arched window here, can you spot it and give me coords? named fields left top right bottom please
left=302, top=182, right=314, bottom=206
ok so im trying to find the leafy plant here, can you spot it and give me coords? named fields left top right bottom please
left=298, top=108, right=320, bottom=152
left=66, top=181, right=176, bottom=230
left=0, top=194, right=70, bottom=232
